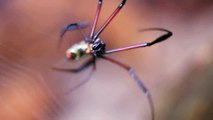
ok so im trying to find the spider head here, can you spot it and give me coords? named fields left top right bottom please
left=92, top=38, right=106, bottom=56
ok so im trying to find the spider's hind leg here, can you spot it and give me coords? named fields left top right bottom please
left=104, top=28, right=172, bottom=54
left=99, top=55, right=155, bottom=120
left=60, top=22, right=89, bottom=39
left=53, top=57, right=96, bottom=93
left=66, top=62, right=96, bottom=93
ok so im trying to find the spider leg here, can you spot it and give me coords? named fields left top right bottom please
left=90, top=0, right=103, bottom=38
left=66, top=57, right=96, bottom=93
left=138, top=28, right=173, bottom=46
left=99, top=55, right=155, bottom=120
left=53, top=57, right=96, bottom=92
left=60, top=22, right=89, bottom=39
left=93, top=0, right=126, bottom=40
left=52, top=57, right=94, bottom=73
left=104, top=28, right=172, bottom=54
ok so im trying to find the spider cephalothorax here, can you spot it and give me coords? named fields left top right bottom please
left=91, top=38, right=106, bottom=56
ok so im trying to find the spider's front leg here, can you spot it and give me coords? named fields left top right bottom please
left=99, top=55, right=155, bottom=120
left=93, top=0, right=127, bottom=40
left=90, top=0, right=103, bottom=38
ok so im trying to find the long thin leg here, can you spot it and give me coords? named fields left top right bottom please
left=53, top=57, right=96, bottom=92
left=90, top=0, right=103, bottom=39
left=104, top=28, right=172, bottom=54
left=60, top=22, right=89, bottom=39
left=93, top=0, right=126, bottom=40
left=66, top=57, right=96, bottom=93
left=99, top=55, right=155, bottom=120
left=52, top=57, right=94, bottom=73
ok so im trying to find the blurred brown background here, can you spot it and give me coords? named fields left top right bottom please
left=0, top=0, right=212, bottom=120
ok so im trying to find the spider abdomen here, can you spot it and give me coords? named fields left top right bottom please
left=66, top=41, right=91, bottom=60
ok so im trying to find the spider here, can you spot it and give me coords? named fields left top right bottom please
left=54, top=0, right=172, bottom=120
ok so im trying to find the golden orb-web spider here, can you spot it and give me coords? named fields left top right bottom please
left=54, top=0, right=172, bottom=120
